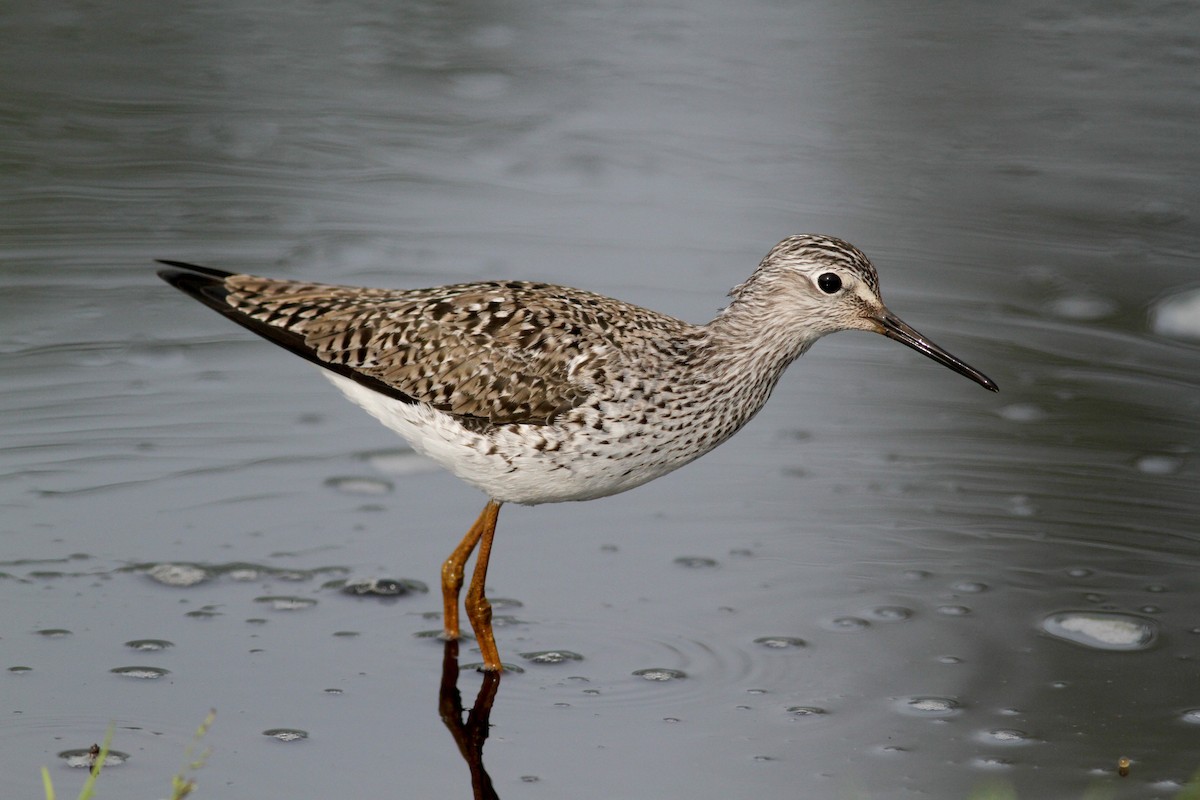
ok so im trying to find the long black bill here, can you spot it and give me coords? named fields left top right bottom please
left=875, top=311, right=998, bottom=392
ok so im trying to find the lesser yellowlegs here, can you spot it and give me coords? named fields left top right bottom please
left=159, top=234, right=997, bottom=671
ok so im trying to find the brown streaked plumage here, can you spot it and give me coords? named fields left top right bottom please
left=159, top=234, right=997, bottom=671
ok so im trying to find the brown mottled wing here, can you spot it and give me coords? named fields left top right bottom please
left=160, top=263, right=674, bottom=426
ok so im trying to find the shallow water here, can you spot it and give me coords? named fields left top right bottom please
left=2, top=1, right=1199, bottom=798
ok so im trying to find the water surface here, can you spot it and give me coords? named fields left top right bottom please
left=2, top=1, right=1199, bottom=798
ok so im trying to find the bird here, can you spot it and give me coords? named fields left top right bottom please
left=158, top=234, right=997, bottom=672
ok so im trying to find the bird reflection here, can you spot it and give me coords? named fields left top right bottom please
left=439, top=640, right=501, bottom=799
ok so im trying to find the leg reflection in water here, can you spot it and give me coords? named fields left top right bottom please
left=439, top=640, right=501, bottom=800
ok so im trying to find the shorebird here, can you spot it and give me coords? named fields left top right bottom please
left=159, top=234, right=997, bottom=671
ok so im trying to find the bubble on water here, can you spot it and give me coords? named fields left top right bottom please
left=110, top=666, right=170, bottom=679
left=979, top=728, right=1034, bottom=745
left=1182, top=709, right=1200, bottom=725
left=754, top=636, right=807, bottom=649
left=633, top=667, right=687, bottom=682
left=332, top=630, right=360, bottom=638
left=520, top=775, right=541, bottom=783
left=520, top=650, right=584, bottom=664
left=787, top=706, right=827, bottom=718
left=1065, top=567, right=1093, bottom=579
left=324, top=476, right=393, bottom=496
left=1041, top=611, right=1157, bottom=651
left=938, top=655, right=963, bottom=665
left=823, top=616, right=870, bottom=632
left=263, top=728, right=308, bottom=742
left=674, top=556, right=719, bottom=568
left=867, top=606, right=913, bottom=622
left=323, top=688, right=343, bottom=695
left=124, top=639, right=173, bottom=652
left=1135, top=454, right=1184, bottom=475
left=254, top=596, right=318, bottom=611
left=937, top=605, right=972, bottom=616
left=146, top=563, right=209, bottom=586
left=227, top=568, right=260, bottom=581
left=35, top=628, right=72, bottom=638
left=973, top=756, right=1012, bottom=769
left=1151, top=287, right=1200, bottom=341
left=951, top=581, right=988, bottom=594
left=896, top=696, right=961, bottom=717
left=902, top=570, right=932, bottom=581
left=339, top=577, right=410, bottom=597
left=185, top=606, right=221, bottom=619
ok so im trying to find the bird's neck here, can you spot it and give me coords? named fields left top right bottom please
left=702, top=294, right=821, bottom=373
left=669, top=298, right=821, bottom=441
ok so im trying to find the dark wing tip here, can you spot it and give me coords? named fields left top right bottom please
left=156, top=259, right=235, bottom=278
left=156, top=261, right=235, bottom=314
left=156, top=258, right=422, bottom=410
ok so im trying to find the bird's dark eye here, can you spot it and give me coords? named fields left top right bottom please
left=817, top=272, right=842, bottom=294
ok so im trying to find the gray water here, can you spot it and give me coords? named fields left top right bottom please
left=3, top=1, right=1199, bottom=798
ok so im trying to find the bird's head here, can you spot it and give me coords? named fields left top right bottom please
left=729, top=234, right=997, bottom=391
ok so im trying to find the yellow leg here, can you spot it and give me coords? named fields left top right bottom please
left=441, top=502, right=503, bottom=671
left=466, top=501, right=503, bottom=671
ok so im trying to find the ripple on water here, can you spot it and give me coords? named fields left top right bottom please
left=753, top=636, right=807, bottom=649
left=1048, top=293, right=1118, bottom=320
left=866, top=606, right=913, bottom=622
left=254, top=596, right=318, bottom=611
left=110, top=666, right=170, bottom=679
left=324, top=476, right=393, bottom=495
left=520, top=650, right=585, bottom=664
left=822, top=616, right=870, bottom=632
left=787, top=706, right=828, bottom=719
left=674, top=556, right=719, bottom=568
left=1040, top=611, right=1158, bottom=651
left=337, top=577, right=416, bottom=596
left=1151, top=286, right=1200, bottom=341
left=632, top=667, right=687, bottom=681
left=146, top=563, right=210, bottom=586
left=895, top=696, right=962, bottom=718
left=263, top=728, right=308, bottom=742
left=124, top=639, right=173, bottom=652
left=1135, top=454, right=1185, bottom=475
left=978, top=728, right=1035, bottom=746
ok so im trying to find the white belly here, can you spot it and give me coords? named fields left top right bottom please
left=322, top=372, right=695, bottom=505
